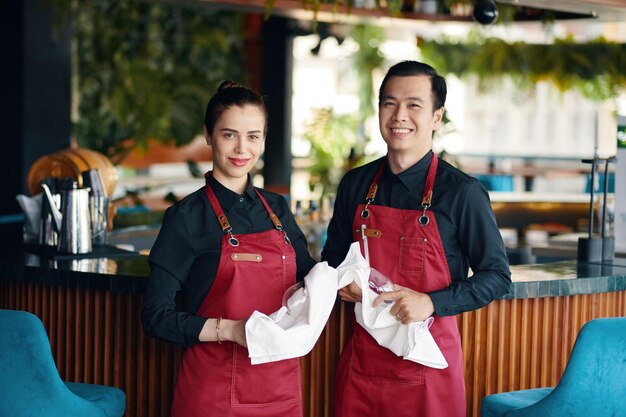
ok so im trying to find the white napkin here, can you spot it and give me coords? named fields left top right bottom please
left=339, top=242, right=448, bottom=369
left=245, top=261, right=354, bottom=364
left=245, top=242, right=447, bottom=369
left=16, top=194, right=42, bottom=239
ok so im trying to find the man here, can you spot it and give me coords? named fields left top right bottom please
left=321, top=60, right=511, bottom=417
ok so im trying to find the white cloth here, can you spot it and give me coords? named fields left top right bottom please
left=16, top=194, right=42, bottom=238
left=245, top=261, right=353, bottom=364
left=245, top=242, right=447, bottom=369
left=339, top=242, right=448, bottom=369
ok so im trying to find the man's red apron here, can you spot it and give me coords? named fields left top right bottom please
left=171, top=178, right=302, bottom=417
left=334, top=154, right=466, bottom=417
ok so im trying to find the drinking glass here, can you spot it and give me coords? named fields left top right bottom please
left=368, top=268, right=395, bottom=303
left=282, top=281, right=307, bottom=315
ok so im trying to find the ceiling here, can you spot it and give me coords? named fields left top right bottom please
left=497, top=0, right=626, bottom=21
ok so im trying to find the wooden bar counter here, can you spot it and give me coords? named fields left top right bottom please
left=1, top=246, right=626, bottom=417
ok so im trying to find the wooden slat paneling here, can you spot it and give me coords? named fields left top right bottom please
left=1, top=280, right=182, bottom=417
left=462, top=293, right=626, bottom=416
left=1, top=278, right=624, bottom=417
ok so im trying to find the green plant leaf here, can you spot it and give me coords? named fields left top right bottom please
left=73, top=0, right=245, bottom=161
left=419, top=36, right=626, bottom=101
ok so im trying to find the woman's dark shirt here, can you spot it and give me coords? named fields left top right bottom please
left=142, top=174, right=316, bottom=346
left=321, top=151, right=511, bottom=316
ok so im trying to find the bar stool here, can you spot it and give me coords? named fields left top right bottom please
left=481, top=317, right=626, bottom=417
left=0, top=309, right=126, bottom=417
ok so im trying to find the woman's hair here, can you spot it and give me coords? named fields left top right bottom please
left=377, top=61, right=447, bottom=112
left=204, top=81, right=268, bottom=137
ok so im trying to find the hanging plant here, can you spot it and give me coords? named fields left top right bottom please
left=419, top=36, right=626, bottom=100
left=303, top=108, right=360, bottom=196
left=351, top=24, right=385, bottom=120
left=72, top=0, right=245, bottom=163
left=349, top=24, right=385, bottom=164
left=301, top=23, right=386, bottom=197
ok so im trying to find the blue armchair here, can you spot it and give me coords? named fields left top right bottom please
left=0, top=309, right=126, bottom=417
left=481, top=317, right=626, bottom=417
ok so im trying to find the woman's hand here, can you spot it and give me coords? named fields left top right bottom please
left=221, top=318, right=248, bottom=347
left=199, top=317, right=248, bottom=347
left=338, top=281, right=362, bottom=303
left=372, top=284, right=434, bottom=324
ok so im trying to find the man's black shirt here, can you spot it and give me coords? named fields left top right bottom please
left=322, top=151, right=511, bottom=316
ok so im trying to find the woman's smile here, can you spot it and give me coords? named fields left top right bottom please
left=228, top=157, right=251, bottom=167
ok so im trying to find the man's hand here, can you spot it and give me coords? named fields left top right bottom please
left=373, top=285, right=435, bottom=324
left=338, top=281, right=362, bottom=303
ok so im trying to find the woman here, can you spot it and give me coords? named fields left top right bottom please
left=141, top=81, right=316, bottom=417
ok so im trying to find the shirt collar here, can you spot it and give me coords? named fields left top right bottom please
left=207, top=173, right=256, bottom=210
left=381, top=150, right=433, bottom=191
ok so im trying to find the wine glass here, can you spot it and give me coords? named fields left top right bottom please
left=281, top=281, right=307, bottom=315
left=368, top=268, right=395, bottom=303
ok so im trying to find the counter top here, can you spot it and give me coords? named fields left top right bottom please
left=0, top=246, right=150, bottom=294
left=506, top=258, right=626, bottom=299
left=1, top=243, right=626, bottom=299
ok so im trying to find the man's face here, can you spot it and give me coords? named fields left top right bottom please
left=378, top=75, right=444, bottom=158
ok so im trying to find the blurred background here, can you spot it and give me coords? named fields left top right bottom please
left=2, top=0, right=626, bottom=260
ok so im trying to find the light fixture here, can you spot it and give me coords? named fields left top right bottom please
left=473, top=0, right=499, bottom=25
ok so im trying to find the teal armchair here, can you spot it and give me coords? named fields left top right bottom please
left=0, top=309, right=125, bottom=417
left=481, top=317, right=626, bottom=417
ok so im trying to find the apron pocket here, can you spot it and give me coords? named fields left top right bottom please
left=231, top=346, right=300, bottom=407
left=398, top=236, right=427, bottom=276
left=349, top=329, right=425, bottom=385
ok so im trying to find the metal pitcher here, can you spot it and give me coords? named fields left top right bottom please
left=81, top=169, right=109, bottom=246
left=39, top=177, right=59, bottom=247
left=41, top=181, right=92, bottom=254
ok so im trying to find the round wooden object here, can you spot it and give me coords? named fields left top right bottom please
left=28, top=148, right=118, bottom=197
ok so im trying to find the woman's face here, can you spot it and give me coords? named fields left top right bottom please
left=205, top=104, right=266, bottom=192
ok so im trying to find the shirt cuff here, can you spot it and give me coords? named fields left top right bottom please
left=184, top=315, right=209, bottom=345
left=428, top=288, right=456, bottom=317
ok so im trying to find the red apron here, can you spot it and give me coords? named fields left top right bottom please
left=171, top=179, right=302, bottom=417
left=334, top=154, right=466, bottom=417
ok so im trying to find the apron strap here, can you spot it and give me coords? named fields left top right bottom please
left=422, top=153, right=438, bottom=207
left=203, top=172, right=291, bottom=246
left=418, top=153, right=438, bottom=226
left=204, top=174, right=240, bottom=246
left=254, top=189, right=291, bottom=245
left=360, top=160, right=385, bottom=219
left=360, top=153, right=439, bottom=226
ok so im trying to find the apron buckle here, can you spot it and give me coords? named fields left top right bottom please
left=228, top=235, right=240, bottom=247
left=419, top=204, right=430, bottom=226
left=276, top=225, right=291, bottom=245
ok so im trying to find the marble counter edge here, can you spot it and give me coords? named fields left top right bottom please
left=503, top=272, right=626, bottom=299
left=3, top=257, right=626, bottom=299
left=0, top=258, right=149, bottom=294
